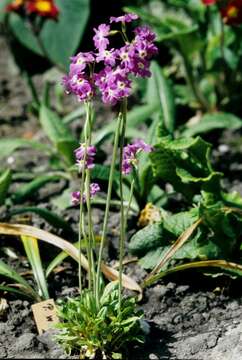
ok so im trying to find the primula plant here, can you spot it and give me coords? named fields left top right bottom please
left=55, top=13, right=157, bottom=359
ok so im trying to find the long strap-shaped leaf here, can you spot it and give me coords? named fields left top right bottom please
left=144, top=218, right=202, bottom=284
left=0, top=259, right=38, bottom=300
left=144, top=260, right=242, bottom=287
left=21, top=236, right=49, bottom=300
left=0, top=223, right=142, bottom=296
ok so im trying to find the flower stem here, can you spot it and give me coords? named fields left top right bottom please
left=124, top=179, right=135, bottom=230
left=118, top=98, right=127, bottom=313
left=84, top=102, right=96, bottom=297
left=78, top=102, right=93, bottom=293
left=96, top=111, right=123, bottom=306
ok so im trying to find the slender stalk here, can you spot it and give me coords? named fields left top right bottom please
left=124, top=179, right=135, bottom=230
left=84, top=102, right=96, bottom=297
left=96, top=112, right=123, bottom=306
left=118, top=98, right=127, bottom=313
left=23, top=72, right=40, bottom=108
left=78, top=102, right=92, bottom=293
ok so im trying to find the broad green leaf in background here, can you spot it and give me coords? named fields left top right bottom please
left=0, top=169, right=12, bottom=205
left=182, top=112, right=242, bottom=137
left=0, top=138, right=51, bottom=159
left=147, top=62, right=175, bottom=135
left=150, top=135, right=222, bottom=200
left=0, top=0, right=10, bottom=22
left=39, top=104, right=78, bottom=164
left=8, top=0, right=90, bottom=70
left=21, top=235, right=49, bottom=300
left=163, top=208, right=199, bottom=236
left=12, top=174, right=64, bottom=203
left=129, top=223, right=164, bottom=256
left=124, top=6, right=198, bottom=42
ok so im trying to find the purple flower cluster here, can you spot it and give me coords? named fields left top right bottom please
left=122, top=139, right=153, bottom=175
left=71, top=183, right=100, bottom=205
left=71, top=143, right=100, bottom=206
left=63, top=14, right=158, bottom=105
left=75, top=144, right=96, bottom=170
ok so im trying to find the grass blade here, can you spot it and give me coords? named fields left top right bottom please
left=21, top=235, right=49, bottom=300
left=0, top=259, right=38, bottom=300
left=0, top=169, right=12, bottom=205
left=46, top=241, right=79, bottom=277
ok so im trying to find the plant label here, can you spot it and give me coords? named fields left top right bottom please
left=32, top=299, right=59, bottom=335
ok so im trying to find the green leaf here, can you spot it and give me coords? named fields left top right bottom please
left=46, top=241, right=78, bottom=277
left=182, top=112, right=242, bottom=137
left=0, top=138, right=51, bottom=159
left=39, top=104, right=78, bottom=164
left=63, top=106, right=86, bottom=124
left=21, top=236, right=49, bottom=300
left=150, top=136, right=221, bottom=200
left=148, top=62, right=175, bottom=134
left=8, top=0, right=90, bottom=69
left=222, top=191, right=242, bottom=209
left=91, top=164, right=119, bottom=183
left=129, top=223, right=164, bottom=256
left=12, top=174, right=63, bottom=203
left=0, top=259, right=38, bottom=300
left=0, top=169, right=12, bottom=205
left=139, top=247, right=170, bottom=270
left=124, top=6, right=198, bottom=42
left=163, top=208, right=199, bottom=237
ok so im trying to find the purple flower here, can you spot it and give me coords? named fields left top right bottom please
left=110, top=13, right=138, bottom=23
left=129, top=57, right=151, bottom=78
left=63, top=16, right=157, bottom=105
left=90, top=183, right=100, bottom=197
left=96, top=48, right=116, bottom=66
left=93, top=24, right=110, bottom=50
left=62, top=71, right=94, bottom=102
left=95, top=66, right=132, bottom=105
left=134, top=26, right=156, bottom=42
left=70, top=52, right=95, bottom=73
left=122, top=139, right=153, bottom=175
left=71, top=191, right=81, bottom=205
left=118, top=45, right=135, bottom=69
left=134, top=39, right=158, bottom=60
left=71, top=183, right=100, bottom=205
left=75, top=144, right=96, bottom=170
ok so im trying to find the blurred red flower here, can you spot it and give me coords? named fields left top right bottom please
left=202, top=0, right=217, bottom=5
left=26, top=0, right=59, bottom=20
left=221, top=0, right=242, bottom=24
left=6, top=0, right=59, bottom=20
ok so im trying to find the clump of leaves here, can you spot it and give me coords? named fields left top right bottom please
left=56, top=283, right=144, bottom=359
left=128, top=132, right=242, bottom=281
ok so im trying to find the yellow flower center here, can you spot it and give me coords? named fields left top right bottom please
left=13, top=0, right=24, bottom=6
left=227, top=5, right=239, bottom=18
left=35, top=1, right=52, bottom=13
